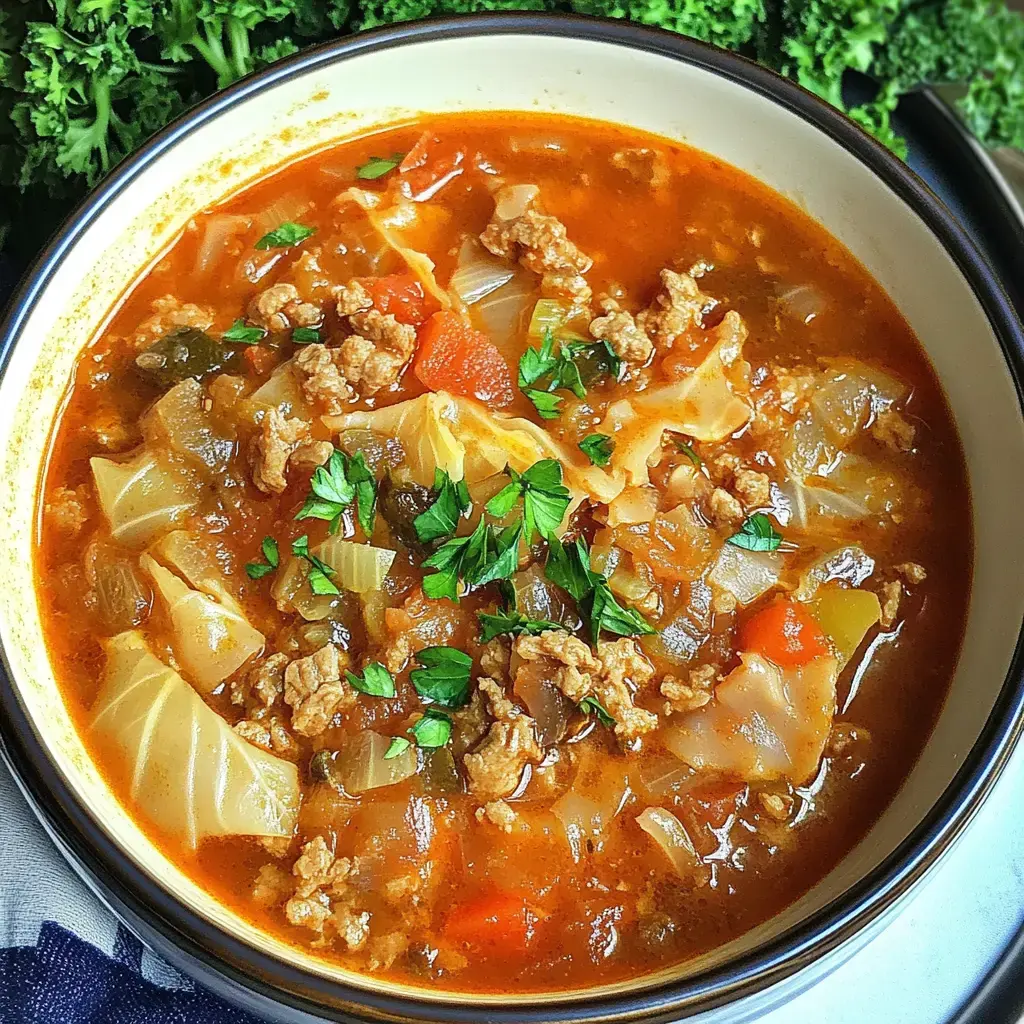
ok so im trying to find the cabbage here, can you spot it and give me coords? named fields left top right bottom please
left=141, top=379, right=234, bottom=471
left=247, top=359, right=313, bottom=420
left=151, top=531, right=243, bottom=613
left=636, top=807, right=703, bottom=879
left=92, top=632, right=298, bottom=848
left=91, top=449, right=202, bottom=548
left=793, top=546, right=875, bottom=602
left=141, top=554, right=264, bottom=693
left=335, top=731, right=417, bottom=794
left=315, top=536, right=396, bottom=594
left=450, top=239, right=516, bottom=306
left=707, top=545, right=781, bottom=605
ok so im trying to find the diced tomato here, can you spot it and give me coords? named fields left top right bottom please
left=414, top=310, right=514, bottom=408
left=399, top=131, right=466, bottom=201
left=443, top=891, right=542, bottom=954
left=679, top=780, right=745, bottom=837
left=740, top=598, right=830, bottom=668
left=242, top=345, right=278, bottom=375
left=362, top=273, right=432, bottom=326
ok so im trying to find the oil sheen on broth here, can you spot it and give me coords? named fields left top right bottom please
left=35, top=113, right=971, bottom=992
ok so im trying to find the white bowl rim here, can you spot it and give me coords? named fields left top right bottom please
left=2, top=13, right=1024, bottom=1023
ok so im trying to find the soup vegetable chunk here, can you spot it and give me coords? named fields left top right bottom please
left=37, top=114, right=970, bottom=991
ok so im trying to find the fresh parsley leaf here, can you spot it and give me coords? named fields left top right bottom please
left=345, top=662, right=396, bottom=698
left=292, top=327, right=320, bottom=343
left=524, top=388, right=563, bottom=420
left=384, top=736, right=412, bottom=759
left=518, top=330, right=621, bottom=419
left=292, top=535, right=340, bottom=596
left=470, top=523, right=523, bottom=586
left=478, top=607, right=566, bottom=643
left=579, top=695, right=616, bottom=727
left=255, top=222, right=316, bottom=250
left=485, top=472, right=523, bottom=519
left=421, top=518, right=522, bottom=600
left=579, top=433, right=614, bottom=467
left=410, top=646, right=472, bottom=708
left=420, top=520, right=481, bottom=601
left=223, top=319, right=267, bottom=344
left=485, top=460, right=571, bottom=543
left=562, top=339, right=623, bottom=384
left=356, top=152, right=404, bottom=180
left=584, top=580, right=658, bottom=639
left=245, top=535, right=279, bottom=580
left=414, top=469, right=471, bottom=544
left=343, top=451, right=378, bottom=539
left=261, top=536, right=279, bottom=567
left=518, top=328, right=557, bottom=389
left=296, top=448, right=377, bottom=537
left=544, top=536, right=600, bottom=602
left=673, top=437, right=702, bottom=468
left=410, top=708, right=453, bottom=748
left=245, top=562, right=275, bottom=580
left=728, top=512, right=783, bottom=552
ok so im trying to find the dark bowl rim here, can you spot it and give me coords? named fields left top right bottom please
left=2, top=12, right=1024, bottom=1024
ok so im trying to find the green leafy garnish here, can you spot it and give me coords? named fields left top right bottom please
left=485, top=460, right=571, bottom=543
left=410, top=646, right=472, bottom=707
left=245, top=535, right=279, bottom=580
left=523, top=388, right=564, bottom=420
left=295, top=448, right=376, bottom=538
left=291, top=535, right=340, bottom=596
left=579, top=695, right=616, bottom=727
left=421, top=518, right=522, bottom=601
left=410, top=708, right=453, bottom=749
left=544, top=536, right=600, bottom=601
left=518, top=329, right=621, bottom=420
left=384, top=736, right=412, bottom=759
left=579, top=433, right=614, bottom=467
left=254, top=221, right=316, bottom=250
left=356, top=152, right=404, bottom=180
left=223, top=319, right=267, bottom=344
left=478, top=606, right=566, bottom=643
left=673, top=437, right=702, bottom=468
left=345, top=662, right=396, bottom=698
left=728, top=512, right=783, bottom=552
left=343, top=452, right=378, bottom=539
left=414, top=469, right=471, bottom=544
left=292, top=327, right=320, bottom=343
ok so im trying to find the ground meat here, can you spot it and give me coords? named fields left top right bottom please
left=45, top=486, right=90, bottom=535
left=289, top=440, right=334, bottom=472
left=258, top=835, right=292, bottom=858
left=293, top=344, right=354, bottom=414
left=872, top=408, right=916, bottom=452
left=589, top=298, right=654, bottom=365
left=336, top=308, right=417, bottom=395
left=758, top=792, right=793, bottom=820
left=252, top=864, right=293, bottom=907
left=477, top=676, right=519, bottom=721
left=464, top=714, right=543, bottom=802
left=896, top=561, right=927, bottom=584
left=878, top=580, right=902, bottom=629
left=708, top=452, right=742, bottom=485
left=131, top=295, right=214, bottom=351
left=475, top=799, right=517, bottom=833
left=336, top=280, right=373, bottom=316
left=248, top=283, right=321, bottom=332
left=611, top=147, right=670, bottom=188
left=634, top=269, right=713, bottom=349
left=513, top=631, right=601, bottom=702
left=368, top=932, right=410, bottom=972
left=328, top=905, right=371, bottom=951
left=661, top=664, right=717, bottom=715
left=480, top=637, right=511, bottom=683
left=595, top=639, right=659, bottom=746
left=709, top=487, right=745, bottom=527
left=480, top=192, right=592, bottom=304
left=733, top=469, right=771, bottom=510
left=249, top=409, right=319, bottom=495
left=292, top=835, right=352, bottom=899
left=383, top=872, right=422, bottom=906
left=284, top=644, right=357, bottom=737
left=232, top=652, right=289, bottom=708
left=233, top=713, right=298, bottom=757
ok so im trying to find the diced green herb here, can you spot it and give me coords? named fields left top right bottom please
left=292, top=327, right=320, bottom=343
left=223, top=319, right=267, bottom=344
left=485, top=460, right=571, bottom=543
left=421, top=517, right=523, bottom=601
left=245, top=562, right=275, bottom=580
left=410, top=646, right=472, bottom=708
left=410, top=708, right=453, bottom=749
left=478, top=606, right=566, bottom=643
left=254, top=221, right=316, bottom=250
left=413, top=469, right=471, bottom=544
left=517, top=328, right=620, bottom=420
left=356, top=152, right=405, bottom=180
left=471, top=523, right=523, bottom=586
left=296, top=448, right=377, bottom=538
left=673, top=437, right=702, bottom=468
left=343, top=452, right=378, bottom=539
left=579, top=695, right=616, bottom=727
left=384, top=736, right=412, bottom=759
left=544, top=536, right=600, bottom=602
left=728, top=512, right=783, bottom=552
left=292, top=535, right=340, bottom=596
left=245, top=535, right=279, bottom=580
left=588, top=580, right=658, bottom=638
left=345, top=662, right=396, bottom=698
left=261, top=536, right=279, bottom=567
left=578, top=433, right=614, bottom=467
left=523, top=388, right=563, bottom=420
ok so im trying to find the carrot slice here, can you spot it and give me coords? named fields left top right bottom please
left=443, top=891, right=541, bottom=954
left=368, top=273, right=431, bottom=326
left=740, top=598, right=830, bottom=668
left=414, top=311, right=514, bottom=408
left=399, top=131, right=466, bottom=201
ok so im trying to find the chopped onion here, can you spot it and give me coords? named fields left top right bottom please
left=473, top=270, right=537, bottom=352
left=252, top=193, right=313, bottom=235
left=636, top=807, right=703, bottom=878
left=552, top=791, right=605, bottom=863
left=810, top=586, right=881, bottom=668
left=638, top=758, right=692, bottom=798
left=511, top=565, right=581, bottom=630
left=316, top=537, right=396, bottom=594
left=494, top=183, right=539, bottom=220
left=794, top=546, right=875, bottom=602
left=776, top=283, right=827, bottom=324
left=86, top=543, right=152, bottom=632
left=194, top=214, right=250, bottom=276
left=509, top=136, right=567, bottom=155
left=606, top=486, right=659, bottom=527
left=450, top=239, right=516, bottom=305
left=337, top=731, right=417, bottom=794
left=708, top=544, right=781, bottom=606
left=514, top=666, right=572, bottom=746
left=527, top=298, right=570, bottom=338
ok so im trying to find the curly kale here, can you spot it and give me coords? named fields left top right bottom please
left=357, top=0, right=552, bottom=32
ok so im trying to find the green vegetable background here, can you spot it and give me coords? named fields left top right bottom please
left=1, top=0, right=1023, bottom=262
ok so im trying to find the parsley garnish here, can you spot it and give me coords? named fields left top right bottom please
left=421, top=518, right=522, bottom=601
left=254, top=222, right=316, bottom=250
left=579, top=695, right=616, bottom=727
left=673, top=437, right=702, bottom=468
left=292, top=535, right=340, bottom=596
left=410, top=708, right=453, bottom=748
left=414, top=469, right=471, bottom=544
left=356, top=152, right=404, bottom=180
left=292, top=327, right=320, bottom=343
left=478, top=606, right=565, bottom=643
left=518, top=329, right=622, bottom=419
left=345, top=662, right=396, bottom=698
left=223, top=319, right=267, bottom=344
left=485, top=459, right=571, bottom=543
left=384, top=736, right=412, bottom=759
left=728, top=512, right=783, bottom=552
left=295, top=448, right=377, bottom=539
left=545, top=536, right=657, bottom=641
left=579, top=433, right=613, bottom=467
left=245, top=536, right=279, bottom=580
left=410, top=646, right=472, bottom=707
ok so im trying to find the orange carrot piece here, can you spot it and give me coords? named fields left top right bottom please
left=443, top=891, right=542, bottom=954
left=740, top=598, right=830, bottom=668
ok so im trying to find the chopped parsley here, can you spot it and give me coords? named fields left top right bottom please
left=345, top=662, right=396, bottom=698
left=728, top=512, right=783, bottom=552
left=245, top=536, right=279, bottom=580
left=410, top=708, right=453, bottom=749
left=673, top=437, right=702, bottom=468
left=291, top=535, right=340, bottom=596
left=478, top=605, right=566, bottom=643
left=254, top=221, right=316, bottom=250
left=223, top=319, right=267, bottom=344
left=421, top=518, right=522, bottom=602
left=410, top=646, right=472, bottom=708
left=292, top=327, right=320, bottom=344
left=578, top=433, right=614, bottom=467
left=518, top=329, right=622, bottom=419
left=356, top=153, right=405, bottom=180
left=413, top=469, right=471, bottom=544
left=295, top=448, right=377, bottom=539
left=579, top=695, right=616, bottom=727
left=485, top=459, right=571, bottom=543
left=384, top=736, right=412, bottom=759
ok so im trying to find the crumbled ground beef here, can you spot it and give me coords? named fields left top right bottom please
left=878, top=580, right=902, bottom=629
left=872, top=409, right=916, bottom=452
left=611, top=147, right=670, bottom=188
left=475, top=799, right=517, bottom=833
left=479, top=637, right=511, bottom=683
left=589, top=298, right=653, bottom=365
left=367, top=932, right=410, bottom=972
left=513, top=631, right=601, bottom=702
left=661, top=664, right=717, bottom=715
left=758, top=792, right=793, bottom=820
left=896, top=562, right=927, bottom=584
left=45, top=486, right=90, bottom=536
left=733, top=469, right=771, bottom=510
left=252, top=863, right=293, bottom=907
left=709, top=487, right=745, bottom=527
left=248, top=283, right=321, bottom=332
left=233, top=713, right=298, bottom=758
left=336, top=308, right=417, bottom=395
left=336, top=280, right=373, bottom=316
left=293, top=345, right=354, bottom=414
left=131, top=295, right=214, bottom=351
left=284, top=644, right=357, bottom=737
left=249, top=409, right=329, bottom=495
left=232, top=652, right=289, bottom=708
left=635, top=269, right=713, bottom=349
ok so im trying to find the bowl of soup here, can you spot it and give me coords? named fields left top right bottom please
left=2, top=14, right=1024, bottom=1023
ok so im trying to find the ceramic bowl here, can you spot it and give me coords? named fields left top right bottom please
left=2, top=15, right=1024, bottom=1024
